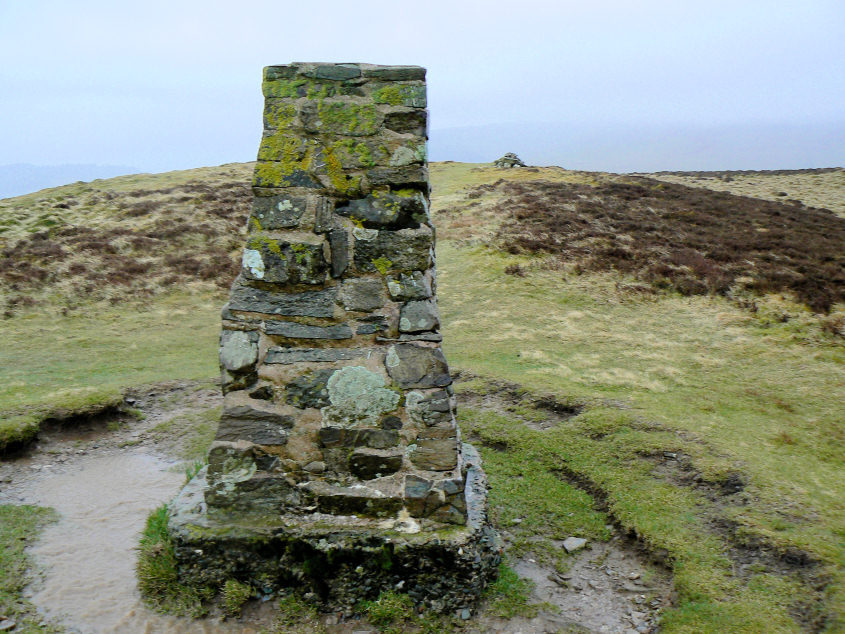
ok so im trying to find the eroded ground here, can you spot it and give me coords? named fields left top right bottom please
left=0, top=379, right=679, bottom=634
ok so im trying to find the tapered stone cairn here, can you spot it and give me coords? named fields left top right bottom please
left=167, top=63, right=501, bottom=614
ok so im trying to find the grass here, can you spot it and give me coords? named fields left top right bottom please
left=643, top=168, right=845, bottom=218
left=136, top=505, right=212, bottom=616
left=483, top=564, right=540, bottom=619
left=0, top=292, right=222, bottom=451
left=150, top=405, right=220, bottom=463
left=221, top=579, right=253, bottom=617
left=1, top=160, right=842, bottom=632
left=437, top=241, right=843, bottom=632
left=0, top=505, right=60, bottom=632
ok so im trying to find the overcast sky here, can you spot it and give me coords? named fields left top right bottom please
left=1, top=0, right=843, bottom=174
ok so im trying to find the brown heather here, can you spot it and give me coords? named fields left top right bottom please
left=492, top=177, right=845, bottom=313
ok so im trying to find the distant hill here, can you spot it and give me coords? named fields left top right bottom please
left=0, top=163, right=138, bottom=199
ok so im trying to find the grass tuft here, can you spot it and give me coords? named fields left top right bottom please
left=221, top=579, right=252, bottom=617
left=136, top=505, right=211, bottom=616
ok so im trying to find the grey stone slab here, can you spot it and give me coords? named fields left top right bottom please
left=349, top=450, right=403, bottom=479
left=362, top=66, right=426, bottom=81
left=409, top=438, right=458, bottom=471
left=384, top=343, right=451, bottom=388
left=329, top=229, right=349, bottom=277
left=228, top=280, right=336, bottom=317
left=354, top=226, right=433, bottom=273
left=383, top=109, right=428, bottom=136
left=338, top=277, right=386, bottom=311
left=335, top=190, right=427, bottom=228
left=264, top=347, right=370, bottom=364
left=313, top=64, right=361, bottom=80
left=241, top=238, right=327, bottom=285
left=219, top=330, right=259, bottom=373
left=264, top=320, right=353, bottom=340
left=215, top=403, right=294, bottom=445
left=386, top=271, right=432, bottom=300
left=251, top=194, right=308, bottom=230
left=399, top=299, right=440, bottom=333
left=366, top=165, right=428, bottom=189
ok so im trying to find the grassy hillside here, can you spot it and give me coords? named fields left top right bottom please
left=1, top=161, right=843, bottom=632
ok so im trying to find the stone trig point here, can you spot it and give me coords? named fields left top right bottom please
left=167, top=63, right=500, bottom=613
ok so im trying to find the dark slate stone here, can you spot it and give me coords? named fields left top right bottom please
left=409, top=438, right=458, bottom=471
left=348, top=450, right=403, bottom=479
left=220, top=403, right=295, bottom=427
left=248, top=385, right=274, bottom=400
left=383, top=110, right=428, bottom=137
left=285, top=369, right=335, bottom=408
left=397, top=333, right=443, bottom=342
left=329, top=229, right=349, bottom=278
left=313, top=197, right=335, bottom=233
left=215, top=403, right=293, bottom=445
left=314, top=64, right=361, bottom=80
left=312, top=485, right=403, bottom=517
left=206, top=474, right=300, bottom=513
left=335, top=191, right=427, bottom=229
left=381, top=415, right=403, bottom=430
left=404, top=474, right=432, bottom=499
left=353, top=227, right=433, bottom=273
left=250, top=194, right=308, bottom=230
left=264, top=347, right=369, bottom=364
left=264, top=65, right=297, bottom=80
left=242, top=239, right=327, bottom=285
left=356, top=320, right=388, bottom=335
left=366, top=165, right=429, bottom=189
left=385, top=343, right=451, bottom=388
left=399, top=299, right=440, bottom=333
left=264, top=320, right=352, bottom=340
left=362, top=66, right=425, bottom=81
left=228, top=280, right=336, bottom=317
left=318, top=427, right=400, bottom=449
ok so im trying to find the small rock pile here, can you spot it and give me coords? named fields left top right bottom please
left=494, top=152, right=526, bottom=168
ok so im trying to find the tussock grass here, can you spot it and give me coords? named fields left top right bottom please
left=136, top=505, right=211, bottom=616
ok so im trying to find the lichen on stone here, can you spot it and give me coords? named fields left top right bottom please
left=321, top=366, right=400, bottom=427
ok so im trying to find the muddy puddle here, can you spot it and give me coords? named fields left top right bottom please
left=0, top=381, right=673, bottom=633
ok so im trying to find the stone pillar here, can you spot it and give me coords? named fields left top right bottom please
left=167, top=63, right=500, bottom=613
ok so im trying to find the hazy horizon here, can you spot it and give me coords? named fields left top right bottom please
left=1, top=1, right=842, bottom=184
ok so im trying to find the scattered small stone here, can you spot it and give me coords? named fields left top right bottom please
left=663, top=452, right=677, bottom=459
left=460, top=608, right=471, bottom=620
left=562, top=537, right=587, bottom=553
left=628, top=572, right=641, bottom=580
left=510, top=517, right=523, bottom=525
left=0, top=619, right=16, bottom=631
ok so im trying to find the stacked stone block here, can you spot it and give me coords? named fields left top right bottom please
left=168, top=64, right=500, bottom=612
left=206, top=62, right=467, bottom=526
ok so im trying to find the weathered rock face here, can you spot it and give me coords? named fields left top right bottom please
left=168, top=62, right=500, bottom=613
